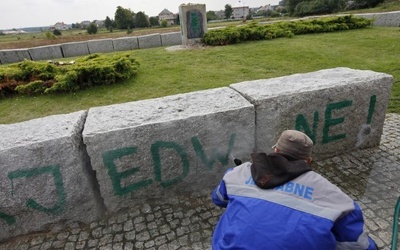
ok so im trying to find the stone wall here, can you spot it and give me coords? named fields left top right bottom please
left=0, top=32, right=181, bottom=65
left=0, top=68, right=393, bottom=240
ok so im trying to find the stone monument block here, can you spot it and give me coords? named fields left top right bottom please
left=61, top=41, right=89, bottom=58
left=113, top=37, right=139, bottom=51
left=28, top=45, right=63, bottom=61
left=0, top=111, right=104, bottom=240
left=0, top=49, right=31, bottom=64
left=87, top=39, right=114, bottom=54
left=137, top=34, right=162, bottom=49
left=83, top=87, right=255, bottom=213
left=179, top=4, right=207, bottom=46
left=230, top=67, right=393, bottom=160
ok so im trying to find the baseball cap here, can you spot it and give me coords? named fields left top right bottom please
left=273, top=130, right=313, bottom=160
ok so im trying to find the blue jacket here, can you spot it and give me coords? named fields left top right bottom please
left=212, top=153, right=376, bottom=250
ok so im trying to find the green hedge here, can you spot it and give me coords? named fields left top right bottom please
left=202, top=15, right=373, bottom=46
left=0, top=52, right=140, bottom=98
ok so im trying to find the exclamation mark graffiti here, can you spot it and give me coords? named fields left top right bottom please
left=356, top=95, right=377, bottom=148
left=367, top=95, right=376, bottom=125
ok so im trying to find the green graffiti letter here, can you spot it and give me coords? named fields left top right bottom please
left=151, top=141, right=190, bottom=188
left=367, top=95, right=376, bottom=125
left=103, top=147, right=152, bottom=196
left=0, top=211, right=16, bottom=225
left=192, top=133, right=236, bottom=170
left=8, top=165, right=66, bottom=215
left=295, top=111, right=319, bottom=144
left=322, top=100, right=353, bottom=144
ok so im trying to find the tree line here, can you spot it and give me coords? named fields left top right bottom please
left=206, top=0, right=384, bottom=21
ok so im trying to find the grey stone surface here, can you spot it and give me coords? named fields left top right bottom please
left=161, top=32, right=182, bottom=47
left=87, top=39, right=114, bottom=54
left=61, top=41, right=89, bottom=58
left=83, top=87, right=255, bottom=213
left=0, top=111, right=104, bottom=240
left=28, top=45, right=63, bottom=61
left=230, top=67, right=393, bottom=160
left=137, top=34, right=162, bottom=49
left=0, top=49, right=31, bottom=64
left=355, top=11, right=400, bottom=27
left=112, top=37, right=139, bottom=51
left=1, top=113, right=399, bottom=250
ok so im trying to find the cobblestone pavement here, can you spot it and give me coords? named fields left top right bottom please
left=1, top=114, right=399, bottom=250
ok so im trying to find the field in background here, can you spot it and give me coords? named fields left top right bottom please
left=0, top=26, right=399, bottom=124
left=1, top=0, right=400, bottom=50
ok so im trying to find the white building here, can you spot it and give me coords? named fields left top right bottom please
left=158, top=9, right=177, bottom=25
left=232, top=0, right=249, bottom=19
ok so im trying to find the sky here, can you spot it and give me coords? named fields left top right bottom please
left=0, top=0, right=280, bottom=30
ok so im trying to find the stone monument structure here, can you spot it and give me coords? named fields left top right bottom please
left=179, top=3, right=207, bottom=46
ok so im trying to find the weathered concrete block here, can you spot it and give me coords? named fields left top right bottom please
left=0, top=111, right=104, bottom=240
left=230, top=67, right=393, bottom=160
left=28, top=44, right=63, bottom=61
left=83, top=87, right=255, bottom=213
left=61, top=41, right=89, bottom=58
left=137, top=34, right=161, bottom=49
left=112, top=37, right=139, bottom=51
left=87, top=39, right=114, bottom=54
left=0, top=49, right=31, bottom=64
left=161, top=32, right=182, bottom=46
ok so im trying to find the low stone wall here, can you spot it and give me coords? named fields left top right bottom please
left=0, top=68, right=393, bottom=240
left=1, top=11, right=399, bottom=65
left=355, top=11, right=400, bottom=27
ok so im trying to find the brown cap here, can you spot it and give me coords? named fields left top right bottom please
left=273, top=130, right=313, bottom=160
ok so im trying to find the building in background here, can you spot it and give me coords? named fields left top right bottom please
left=232, top=0, right=249, bottom=19
left=158, top=9, right=177, bottom=25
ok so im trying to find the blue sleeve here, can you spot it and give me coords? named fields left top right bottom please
left=332, top=202, right=377, bottom=250
left=211, top=168, right=234, bottom=208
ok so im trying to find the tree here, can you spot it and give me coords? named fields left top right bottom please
left=149, top=16, right=159, bottom=27
left=134, top=11, right=150, bottom=28
left=207, top=11, right=218, bottom=21
left=87, top=22, right=98, bottom=34
left=114, top=6, right=135, bottom=29
left=161, top=20, right=168, bottom=27
left=53, top=29, right=62, bottom=36
left=224, top=4, right=233, bottom=19
left=105, top=16, right=113, bottom=31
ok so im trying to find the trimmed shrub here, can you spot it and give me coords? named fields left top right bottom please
left=202, top=15, right=372, bottom=46
left=0, top=52, right=140, bottom=98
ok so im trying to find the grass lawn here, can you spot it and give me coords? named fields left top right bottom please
left=0, top=26, right=399, bottom=124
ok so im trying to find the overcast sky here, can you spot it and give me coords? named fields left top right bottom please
left=0, top=0, right=280, bottom=30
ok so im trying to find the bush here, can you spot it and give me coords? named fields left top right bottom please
left=202, top=15, right=372, bottom=46
left=87, top=23, right=98, bottom=34
left=53, top=29, right=62, bottom=36
left=0, top=52, right=140, bottom=97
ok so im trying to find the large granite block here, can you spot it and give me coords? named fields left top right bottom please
left=161, top=32, right=182, bottom=46
left=0, top=111, right=104, bottom=240
left=112, top=37, right=139, bottom=51
left=137, top=34, right=162, bottom=49
left=61, top=41, right=89, bottom=58
left=0, top=49, right=31, bottom=64
left=230, top=67, right=393, bottom=160
left=28, top=44, right=63, bottom=61
left=87, top=39, right=114, bottom=54
left=83, top=87, right=255, bottom=212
